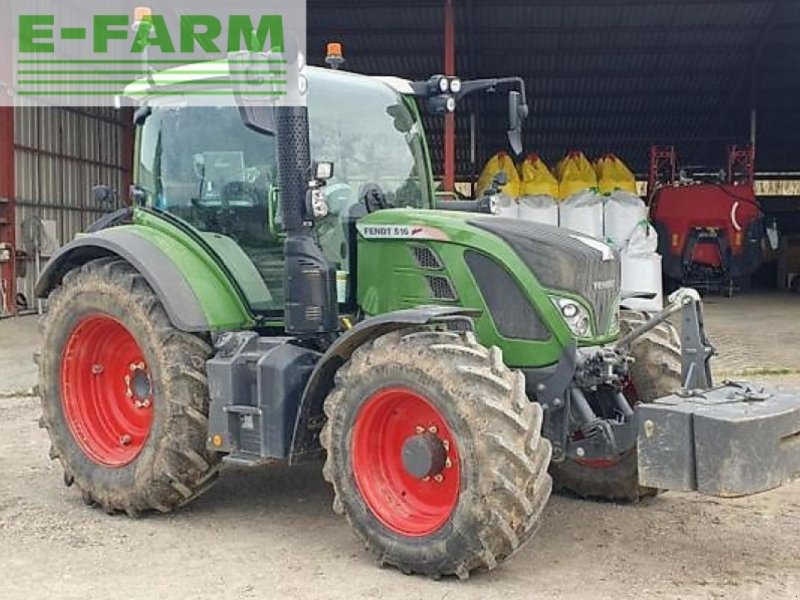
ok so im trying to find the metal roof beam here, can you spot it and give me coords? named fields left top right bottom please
left=485, top=133, right=746, bottom=142
left=307, top=41, right=798, bottom=56
left=310, top=0, right=777, bottom=7
left=309, top=23, right=775, bottom=36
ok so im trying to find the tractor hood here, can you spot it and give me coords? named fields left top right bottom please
left=355, top=209, right=622, bottom=361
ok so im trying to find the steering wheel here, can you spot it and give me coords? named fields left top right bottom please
left=221, top=181, right=262, bottom=207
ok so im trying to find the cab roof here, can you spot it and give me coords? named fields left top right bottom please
left=123, top=61, right=415, bottom=102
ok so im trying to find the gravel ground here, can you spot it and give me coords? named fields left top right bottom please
left=2, top=295, right=800, bottom=599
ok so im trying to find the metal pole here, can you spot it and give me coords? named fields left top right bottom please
left=750, top=61, right=757, bottom=149
left=121, top=108, right=135, bottom=203
left=443, top=0, right=456, bottom=193
left=35, top=248, right=42, bottom=315
left=0, top=107, right=16, bottom=317
left=469, top=112, right=476, bottom=196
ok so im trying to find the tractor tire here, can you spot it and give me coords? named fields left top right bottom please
left=549, top=311, right=682, bottom=502
left=37, top=257, right=220, bottom=515
left=320, top=329, right=552, bottom=579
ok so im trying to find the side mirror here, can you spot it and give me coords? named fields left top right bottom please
left=133, top=105, right=152, bottom=126
left=387, top=105, right=414, bottom=133
left=231, top=50, right=287, bottom=136
left=92, top=185, right=118, bottom=213
left=507, top=91, right=528, bottom=156
left=238, top=105, right=276, bottom=136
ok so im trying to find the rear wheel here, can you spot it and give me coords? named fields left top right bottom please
left=549, top=311, right=682, bottom=501
left=37, top=258, right=220, bottom=515
left=321, top=329, right=552, bottom=578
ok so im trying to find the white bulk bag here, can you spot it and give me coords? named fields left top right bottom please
left=559, top=190, right=604, bottom=239
left=604, top=190, right=647, bottom=249
left=518, top=195, right=558, bottom=226
left=620, top=251, right=664, bottom=313
left=493, top=194, right=519, bottom=219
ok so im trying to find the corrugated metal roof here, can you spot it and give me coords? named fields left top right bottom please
left=308, top=0, right=800, bottom=176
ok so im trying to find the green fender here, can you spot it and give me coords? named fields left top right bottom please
left=35, top=211, right=256, bottom=332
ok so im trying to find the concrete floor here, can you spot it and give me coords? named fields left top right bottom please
left=0, top=312, right=39, bottom=395
left=698, top=292, right=800, bottom=376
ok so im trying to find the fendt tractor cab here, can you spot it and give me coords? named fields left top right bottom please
left=34, top=52, right=800, bottom=579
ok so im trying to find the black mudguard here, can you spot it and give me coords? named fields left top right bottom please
left=288, top=306, right=479, bottom=464
left=34, top=228, right=209, bottom=332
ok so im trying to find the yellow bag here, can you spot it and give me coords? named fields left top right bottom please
left=558, top=151, right=597, bottom=200
left=595, top=154, right=637, bottom=194
left=593, top=155, right=608, bottom=178
left=518, top=154, right=559, bottom=197
left=476, top=152, right=520, bottom=198
left=553, top=154, right=571, bottom=180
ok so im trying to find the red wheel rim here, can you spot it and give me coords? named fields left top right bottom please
left=60, top=314, right=154, bottom=468
left=351, top=387, right=461, bottom=537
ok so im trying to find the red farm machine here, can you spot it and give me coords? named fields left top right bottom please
left=649, top=145, right=764, bottom=296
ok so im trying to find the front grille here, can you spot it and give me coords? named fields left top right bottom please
left=411, top=245, right=444, bottom=270
left=471, top=218, right=620, bottom=334
left=426, top=275, right=457, bottom=301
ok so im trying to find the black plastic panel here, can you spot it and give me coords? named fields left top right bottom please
left=465, top=250, right=551, bottom=341
left=206, top=335, right=321, bottom=460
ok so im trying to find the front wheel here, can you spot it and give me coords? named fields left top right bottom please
left=320, top=329, right=552, bottom=579
left=38, top=258, right=220, bottom=515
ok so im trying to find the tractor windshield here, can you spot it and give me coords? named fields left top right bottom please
left=136, top=68, right=432, bottom=313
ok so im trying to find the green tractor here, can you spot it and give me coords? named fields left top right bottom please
left=35, top=57, right=800, bottom=579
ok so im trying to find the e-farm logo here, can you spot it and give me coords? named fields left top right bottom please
left=19, top=14, right=285, bottom=56
left=5, top=1, right=307, bottom=107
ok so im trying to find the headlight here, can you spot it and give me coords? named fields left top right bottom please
left=551, top=296, right=593, bottom=338
left=449, top=77, right=462, bottom=93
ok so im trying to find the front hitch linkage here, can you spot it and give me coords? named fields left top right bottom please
left=615, top=288, right=715, bottom=392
